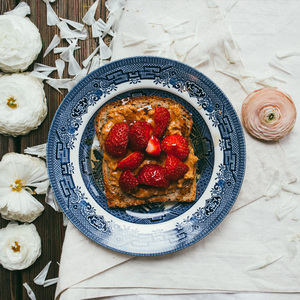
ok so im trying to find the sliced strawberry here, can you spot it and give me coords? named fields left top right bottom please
left=161, top=134, right=189, bottom=161
left=119, top=170, right=139, bottom=193
left=165, top=155, right=189, bottom=181
left=128, top=121, right=153, bottom=151
left=117, top=151, right=145, bottom=171
left=136, top=164, right=169, bottom=188
left=145, top=135, right=161, bottom=156
left=104, top=122, right=129, bottom=158
left=153, top=106, right=170, bottom=138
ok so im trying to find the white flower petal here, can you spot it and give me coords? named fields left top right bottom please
left=44, top=34, right=61, bottom=57
left=287, top=239, right=298, bottom=259
left=55, top=59, right=65, bottom=79
left=276, top=203, right=297, bottom=220
left=88, top=55, right=101, bottom=73
left=45, top=2, right=60, bottom=26
left=223, top=40, right=236, bottom=63
left=264, top=170, right=281, bottom=200
left=23, top=283, right=37, bottom=300
left=0, top=15, right=42, bottom=72
left=57, top=21, right=88, bottom=40
left=122, top=33, right=146, bottom=47
left=46, top=186, right=61, bottom=212
left=82, top=0, right=99, bottom=26
left=83, top=46, right=100, bottom=68
left=24, top=143, right=47, bottom=159
left=4, top=2, right=31, bottom=17
left=68, top=50, right=82, bottom=76
left=33, top=63, right=57, bottom=73
left=269, top=59, right=292, bottom=75
left=247, top=254, right=283, bottom=271
left=43, top=277, right=59, bottom=287
left=60, top=17, right=84, bottom=31
left=0, top=223, right=41, bottom=271
left=105, top=0, right=126, bottom=14
left=99, top=38, right=112, bottom=60
left=276, top=50, right=300, bottom=59
left=281, top=183, right=300, bottom=195
left=34, top=261, right=52, bottom=285
left=46, top=78, right=72, bottom=92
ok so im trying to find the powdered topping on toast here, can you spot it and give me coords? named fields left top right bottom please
left=94, top=96, right=198, bottom=208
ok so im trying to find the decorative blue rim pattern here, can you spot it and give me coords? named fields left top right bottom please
left=47, top=56, right=246, bottom=256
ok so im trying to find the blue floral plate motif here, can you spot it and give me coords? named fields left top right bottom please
left=47, top=56, right=246, bottom=256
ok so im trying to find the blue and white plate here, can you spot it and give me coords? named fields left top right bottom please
left=47, top=56, right=246, bottom=256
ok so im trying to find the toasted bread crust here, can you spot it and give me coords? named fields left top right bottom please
left=94, top=96, right=197, bottom=208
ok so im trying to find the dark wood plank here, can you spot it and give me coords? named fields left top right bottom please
left=6, top=1, right=108, bottom=299
left=0, top=4, right=22, bottom=300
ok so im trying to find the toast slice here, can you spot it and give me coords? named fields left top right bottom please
left=94, top=96, right=198, bottom=208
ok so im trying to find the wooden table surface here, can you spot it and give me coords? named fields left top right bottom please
left=0, top=1, right=108, bottom=299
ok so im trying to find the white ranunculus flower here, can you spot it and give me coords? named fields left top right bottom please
left=0, top=15, right=42, bottom=73
left=0, top=73, right=47, bottom=137
left=0, top=153, right=49, bottom=223
left=0, top=222, right=41, bottom=271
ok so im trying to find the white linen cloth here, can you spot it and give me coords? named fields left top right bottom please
left=55, top=0, right=300, bottom=299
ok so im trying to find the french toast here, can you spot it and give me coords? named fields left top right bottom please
left=94, top=96, right=198, bottom=208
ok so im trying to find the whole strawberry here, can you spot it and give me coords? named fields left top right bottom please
left=161, top=134, right=189, bottom=161
left=165, top=155, right=189, bottom=181
left=105, top=122, right=129, bottom=158
left=119, top=170, right=139, bottom=193
left=136, top=164, right=169, bottom=188
left=128, top=121, right=153, bottom=151
left=117, top=151, right=145, bottom=171
left=153, top=106, right=170, bottom=138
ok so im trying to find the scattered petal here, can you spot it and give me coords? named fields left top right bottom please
left=269, top=59, right=292, bottom=75
left=43, top=277, right=59, bottom=287
left=82, top=46, right=100, bottom=68
left=276, top=203, right=297, bottom=220
left=57, top=21, right=88, bottom=40
left=213, top=51, right=230, bottom=71
left=264, top=170, right=281, bottom=200
left=45, top=186, right=61, bottom=212
left=247, top=254, right=283, bottom=271
left=45, top=2, right=60, bottom=26
left=207, top=0, right=218, bottom=8
left=224, top=0, right=238, bottom=13
left=88, top=55, right=101, bottom=73
left=55, top=59, right=65, bottom=79
left=33, top=63, right=57, bottom=73
left=287, top=239, right=298, bottom=259
left=281, top=183, right=300, bottom=195
left=122, top=33, right=146, bottom=47
left=99, top=38, right=112, bottom=60
left=46, top=78, right=72, bottom=93
left=68, top=47, right=82, bottom=76
left=4, top=2, right=31, bottom=17
left=82, top=0, right=99, bottom=26
left=60, top=17, right=84, bottom=31
left=34, top=261, right=52, bottom=285
left=223, top=40, right=236, bottom=63
left=24, top=144, right=47, bottom=159
left=44, top=34, right=61, bottom=57
left=0, top=222, right=41, bottom=271
left=276, top=51, right=300, bottom=59
left=23, top=283, right=37, bottom=300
